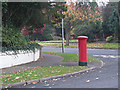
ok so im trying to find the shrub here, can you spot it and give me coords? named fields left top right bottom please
left=73, top=23, right=101, bottom=42
left=28, top=24, right=55, bottom=41
left=2, top=26, right=42, bottom=54
left=106, top=36, right=114, bottom=42
left=53, top=36, right=62, bottom=40
left=2, top=27, right=28, bottom=47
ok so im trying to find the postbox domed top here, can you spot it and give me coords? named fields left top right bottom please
left=77, top=36, right=88, bottom=39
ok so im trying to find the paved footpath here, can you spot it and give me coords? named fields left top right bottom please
left=2, top=53, right=100, bottom=74
left=2, top=53, right=63, bottom=74
left=12, top=47, right=118, bottom=88
left=1, top=46, right=118, bottom=88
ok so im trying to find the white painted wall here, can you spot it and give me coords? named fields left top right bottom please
left=0, top=49, right=40, bottom=69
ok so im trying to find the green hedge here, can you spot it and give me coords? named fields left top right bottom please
left=2, top=26, right=42, bottom=54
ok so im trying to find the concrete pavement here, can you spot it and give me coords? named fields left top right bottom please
left=2, top=53, right=63, bottom=74
left=11, top=47, right=118, bottom=88
left=1, top=48, right=102, bottom=89
left=2, top=53, right=101, bottom=74
left=2, top=46, right=118, bottom=88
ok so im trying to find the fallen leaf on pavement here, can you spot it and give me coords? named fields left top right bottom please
left=44, top=81, right=47, bottom=83
left=112, top=77, right=115, bottom=79
left=30, top=86, right=35, bottom=88
left=82, top=73, right=85, bottom=74
left=32, top=82, right=37, bottom=84
left=74, top=75, right=77, bottom=77
left=53, top=79, right=57, bottom=81
left=96, top=77, right=99, bottom=80
left=24, top=84, right=27, bottom=86
left=86, top=80, right=90, bottom=83
left=52, top=84, right=55, bottom=86
left=62, top=80, right=66, bottom=82
left=44, top=84, right=50, bottom=86
left=99, top=71, right=101, bottom=73
left=27, top=83, right=31, bottom=85
left=70, top=75, right=73, bottom=77
left=57, top=78, right=61, bottom=80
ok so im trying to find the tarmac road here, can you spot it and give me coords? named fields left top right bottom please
left=14, top=46, right=119, bottom=88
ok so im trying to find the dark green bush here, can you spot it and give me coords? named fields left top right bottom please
left=73, top=23, right=101, bottom=42
left=29, top=24, right=55, bottom=41
left=2, top=26, right=42, bottom=54
left=2, top=26, right=28, bottom=47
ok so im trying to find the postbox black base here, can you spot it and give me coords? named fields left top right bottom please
left=79, top=62, right=87, bottom=66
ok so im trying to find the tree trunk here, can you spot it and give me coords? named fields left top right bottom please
left=66, top=30, right=70, bottom=46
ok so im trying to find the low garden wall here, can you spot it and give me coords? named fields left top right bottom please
left=0, top=49, right=40, bottom=69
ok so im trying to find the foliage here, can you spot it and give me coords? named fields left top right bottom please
left=63, top=2, right=102, bottom=45
left=2, top=2, right=55, bottom=53
left=108, top=10, right=119, bottom=37
left=102, top=2, right=119, bottom=39
left=2, top=2, right=51, bottom=28
left=2, top=42, right=42, bottom=55
left=73, top=22, right=102, bottom=42
left=21, top=24, right=46, bottom=36
left=2, top=26, right=42, bottom=54
left=106, top=36, right=114, bottom=43
left=49, top=2, right=67, bottom=24
left=28, top=24, right=56, bottom=41
left=2, top=26, right=28, bottom=47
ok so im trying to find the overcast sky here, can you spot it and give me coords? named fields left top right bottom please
left=50, top=0, right=110, bottom=6
left=96, top=0, right=109, bottom=6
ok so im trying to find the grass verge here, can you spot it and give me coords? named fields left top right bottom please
left=40, top=40, right=78, bottom=43
left=1, top=66, right=87, bottom=85
left=43, top=52, right=100, bottom=62
left=39, top=41, right=119, bottom=49
left=87, top=43, right=120, bottom=49
left=65, top=43, right=120, bottom=49
left=1, top=52, right=100, bottom=85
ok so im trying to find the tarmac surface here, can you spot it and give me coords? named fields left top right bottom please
left=1, top=46, right=119, bottom=88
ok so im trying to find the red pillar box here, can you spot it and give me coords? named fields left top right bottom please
left=77, top=36, right=88, bottom=66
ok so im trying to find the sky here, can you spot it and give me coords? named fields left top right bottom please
left=96, top=0, right=109, bottom=6
left=74, top=0, right=109, bottom=6
left=50, top=0, right=109, bottom=6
